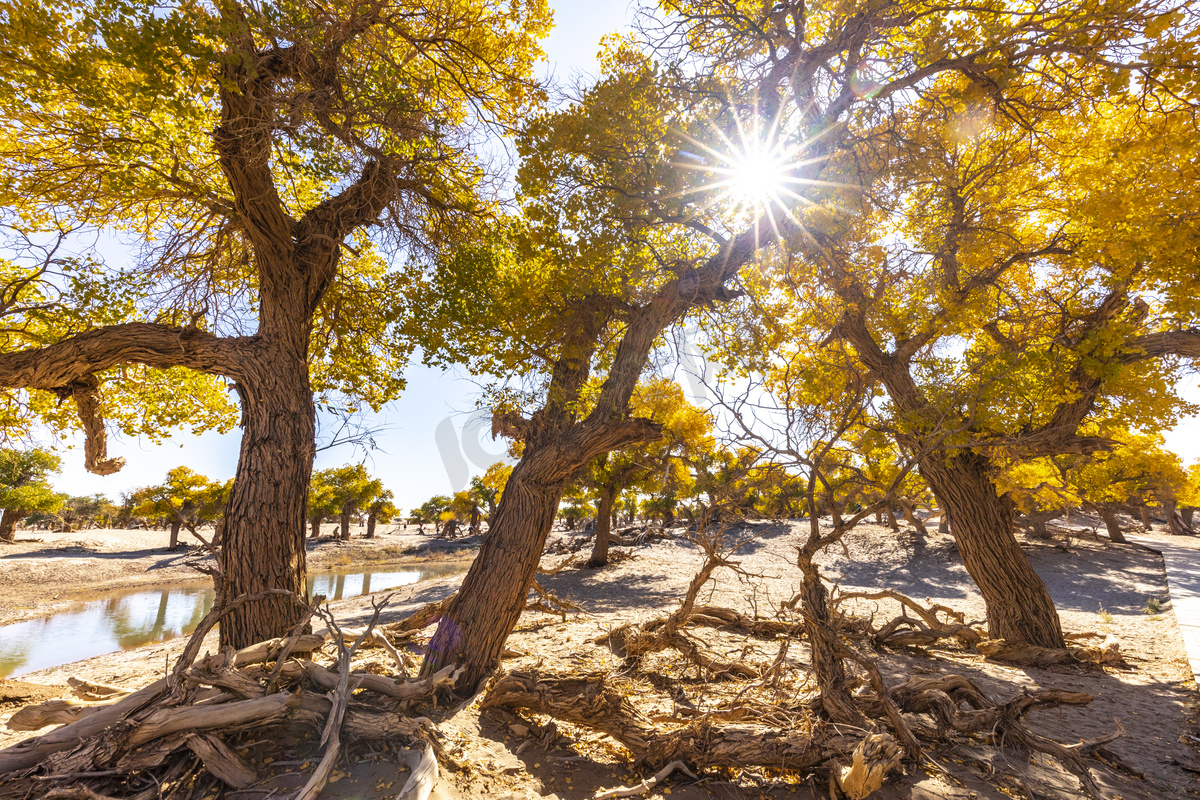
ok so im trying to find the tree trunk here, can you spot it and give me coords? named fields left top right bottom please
left=1184, top=507, right=1194, bottom=529
left=366, top=513, right=377, bottom=539
left=340, top=509, right=351, bottom=540
left=884, top=507, right=900, bottom=532
left=938, top=508, right=950, bottom=534
left=310, top=516, right=321, bottom=539
left=897, top=499, right=927, bottom=536
left=829, top=502, right=843, bottom=529
left=169, top=520, right=181, bottom=549
left=919, top=451, right=1064, bottom=648
left=1163, top=500, right=1183, bottom=535
left=799, top=561, right=861, bottom=726
left=0, top=508, right=21, bottom=542
left=420, top=458, right=566, bottom=689
left=1141, top=506, right=1152, bottom=530
left=218, top=345, right=313, bottom=651
left=588, top=486, right=617, bottom=568
left=1099, top=507, right=1127, bottom=544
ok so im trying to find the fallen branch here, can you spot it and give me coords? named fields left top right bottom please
left=595, top=760, right=697, bottom=799
left=525, top=578, right=585, bottom=620
left=976, top=636, right=1126, bottom=667
left=397, top=741, right=438, bottom=800
left=66, top=678, right=133, bottom=701
left=294, top=601, right=374, bottom=800
left=7, top=699, right=114, bottom=732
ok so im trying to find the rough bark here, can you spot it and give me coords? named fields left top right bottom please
left=310, top=516, right=322, bottom=539
left=1098, top=507, right=1127, bottom=544
left=366, top=514, right=377, bottom=538
left=1165, top=500, right=1184, bottom=536
left=588, top=485, right=617, bottom=567
left=896, top=498, right=927, bottom=536
left=169, top=519, right=182, bottom=549
left=0, top=508, right=21, bottom=542
left=920, top=451, right=1064, bottom=648
left=1141, top=506, right=1152, bottom=530
left=218, top=345, right=315, bottom=650
left=421, top=462, right=565, bottom=689
left=800, top=561, right=862, bottom=726
left=340, top=509, right=351, bottom=540
left=836, top=312, right=1064, bottom=648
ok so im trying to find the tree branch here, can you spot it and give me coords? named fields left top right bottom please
left=1123, top=329, right=1200, bottom=361
left=65, top=376, right=125, bottom=476
left=0, top=323, right=253, bottom=389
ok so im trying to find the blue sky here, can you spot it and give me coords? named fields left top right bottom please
left=46, top=1, right=1200, bottom=510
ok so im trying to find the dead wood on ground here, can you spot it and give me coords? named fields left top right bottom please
left=0, top=594, right=460, bottom=800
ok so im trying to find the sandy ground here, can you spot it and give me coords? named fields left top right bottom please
left=2, top=517, right=1199, bottom=799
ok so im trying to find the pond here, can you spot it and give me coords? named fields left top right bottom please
left=0, top=562, right=467, bottom=678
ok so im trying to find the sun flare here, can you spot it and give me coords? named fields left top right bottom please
left=728, top=148, right=790, bottom=209
left=671, top=112, right=829, bottom=226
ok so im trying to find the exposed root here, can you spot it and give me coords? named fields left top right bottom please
left=833, top=589, right=984, bottom=649
left=385, top=594, right=457, bottom=636
left=597, top=622, right=759, bottom=680
left=7, top=698, right=115, bottom=731
left=398, top=740, right=438, bottom=800
left=687, top=605, right=800, bottom=638
left=834, top=590, right=1127, bottom=668
left=836, top=733, right=903, bottom=800
left=483, top=670, right=859, bottom=772
left=486, top=664, right=1120, bottom=800
left=67, top=678, right=134, bottom=701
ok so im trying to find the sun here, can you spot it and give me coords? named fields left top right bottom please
left=671, top=113, right=823, bottom=223
left=727, top=147, right=791, bottom=210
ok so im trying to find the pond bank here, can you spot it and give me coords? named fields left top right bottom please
left=0, top=524, right=478, bottom=628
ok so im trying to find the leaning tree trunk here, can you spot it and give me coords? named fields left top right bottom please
left=920, top=450, right=1065, bottom=648
left=884, top=506, right=900, bottom=531
left=588, top=485, right=617, bottom=568
left=168, top=519, right=182, bottom=549
left=1098, top=507, right=1128, bottom=544
left=420, top=458, right=566, bottom=689
left=897, top=498, right=927, bottom=536
left=0, top=508, right=21, bottom=542
left=1165, top=500, right=1185, bottom=536
left=365, top=513, right=377, bottom=539
left=798, top=559, right=861, bottom=725
left=218, top=342, right=314, bottom=650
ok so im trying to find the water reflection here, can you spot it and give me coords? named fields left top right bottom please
left=0, top=563, right=465, bottom=678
